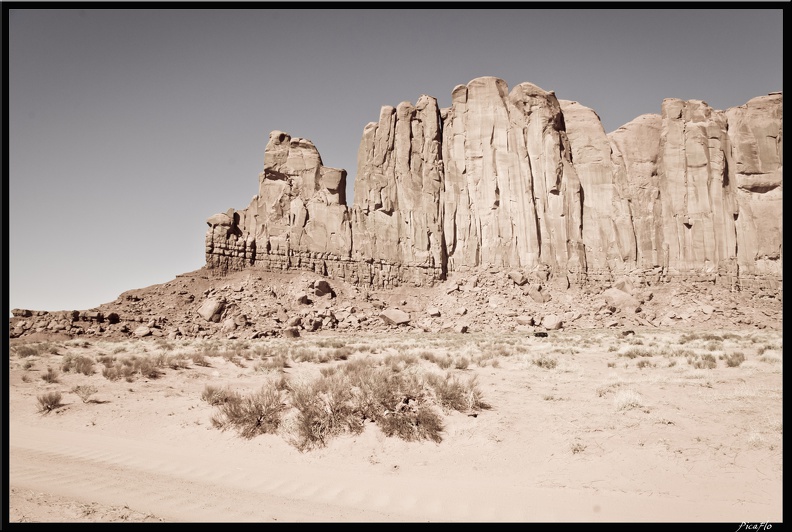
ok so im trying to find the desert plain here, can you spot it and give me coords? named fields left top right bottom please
left=8, top=325, right=783, bottom=522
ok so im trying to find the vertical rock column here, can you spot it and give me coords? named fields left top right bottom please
left=441, top=77, right=584, bottom=275
left=560, top=100, right=637, bottom=274
left=608, top=114, right=663, bottom=270
left=656, top=99, right=736, bottom=274
left=351, top=95, right=445, bottom=286
left=726, top=93, right=783, bottom=286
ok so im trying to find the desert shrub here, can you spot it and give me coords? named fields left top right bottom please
left=332, top=347, right=353, bottom=361
left=693, top=354, right=717, bottom=369
left=15, top=345, right=42, bottom=358
left=419, top=351, right=453, bottom=370
left=37, top=391, right=63, bottom=413
left=191, top=352, right=211, bottom=367
left=315, top=338, right=346, bottom=349
left=166, top=354, right=191, bottom=370
left=22, top=374, right=32, bottom=383
left=290, top=372, right=362, bottom=451
left=102, top=365, right=121, bottom=381
left=291, top=348, right=318, bottom=363
left=425, top=373, right=489, bottom=412
left=219, top=350, right=245, bottom=367
left=154, top=339, right=175, bottom=352
left=620, top=347, right=653, bottom=359
left=274, top=374, right=290, bottom=392
left=454, top=357, right=470, bottom=370
left=614, top=389, right=643, bottom=411
left=668, top=359, right=677, bottom=368
left=636, top=359, right=654, bottom=369
left=532, top=354, right=558, bottom=369
left=705, top=341, right=720, bottom=352
left=211, top=385, right=285, bottom=439
left=62, top=355, right=95, bottom=376
left=341, top=356, right=377, bottom=376
left=350, top=367, right=444, bottom=444
left=759, top=353, right=782, bottom=364
left=384, top=353, right=418, bottom=372
left=319, top=365, right=339, bottom=378
left=723, top=352, right=746, bottom=368
left=97, top=354, right=116, bottom=368
left=664, top=348, right=694, bottom=358
left=378, top=402, right=444, bottom=443
left=135, top=358, right=162, bottom=379
left=23, top=360, right=35, bottom=370
left=570, top=442, right=587, bottom=454
left=41, top=367, right=60, bottom=383
left=254, top=354, right=290, bottom=372
left=607, top=345, right=618, bottom=352
left=201, top=385, right=241, bottom=406
left=71, top=385, right=98, bottom=403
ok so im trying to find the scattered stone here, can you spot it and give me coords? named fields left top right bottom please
left=427, top=307, right=441, bottom=317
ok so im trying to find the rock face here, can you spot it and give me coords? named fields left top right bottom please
left=206, top=78, right=782, bottom=294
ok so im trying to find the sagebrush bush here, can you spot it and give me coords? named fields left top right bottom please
left=255, top=355, right=290, bottom=372
left=454, top=357, right=470, bottom=370
left=723, top=352, right=746, bottom=368
left=290, top=372, right=361, bottom=450
left=201, top=385, right=241, bottom=406
left=37, top=391, right=63, bottom=413
left=614, top=389, right=643, bottom=411
left=211, top=386, right=285, bottom=439
left=41, top=367, right=60, bottom=383
left=693, top=354, right=717, bottom=369
left=426, top=373, right=489, bottom=412
left=532, top=354, right=558, bottom=369
left=15, top=345, right=42, bottom=358
left=191, top=352, right=211, bottom=367
left=350, top=367, right=444, bottom=444
left=620, top=347, right=653, bottom=359
left=72, top=385, right=98, bottom=403
left=62, top=355, right=95, bottom=376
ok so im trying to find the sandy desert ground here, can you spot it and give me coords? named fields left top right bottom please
left=7, top=328, right=783, bottom=522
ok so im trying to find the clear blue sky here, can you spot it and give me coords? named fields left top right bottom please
left=8, top=8, right=783, bottom=311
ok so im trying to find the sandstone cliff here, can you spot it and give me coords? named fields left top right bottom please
left=206, top=78, right=782, bottom=294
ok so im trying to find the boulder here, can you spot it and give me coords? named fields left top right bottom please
left=542, top=314, right=563, bottom=330
left=197, top=298, right=224, bottom=322
left=603, top=288, right=641, bottom=313
left=508, top=271, right=527, bottom=286
left=379, top=308, right=411, bottom=326
left=133, top=326, right=152, bottom=337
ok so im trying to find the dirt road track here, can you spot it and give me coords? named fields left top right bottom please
left=11, top=421, right=776, bottom=522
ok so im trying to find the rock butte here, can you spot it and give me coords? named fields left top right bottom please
left=206, top=77, right=782, bottom=294
left=9, top=78, right=783, bottom=341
